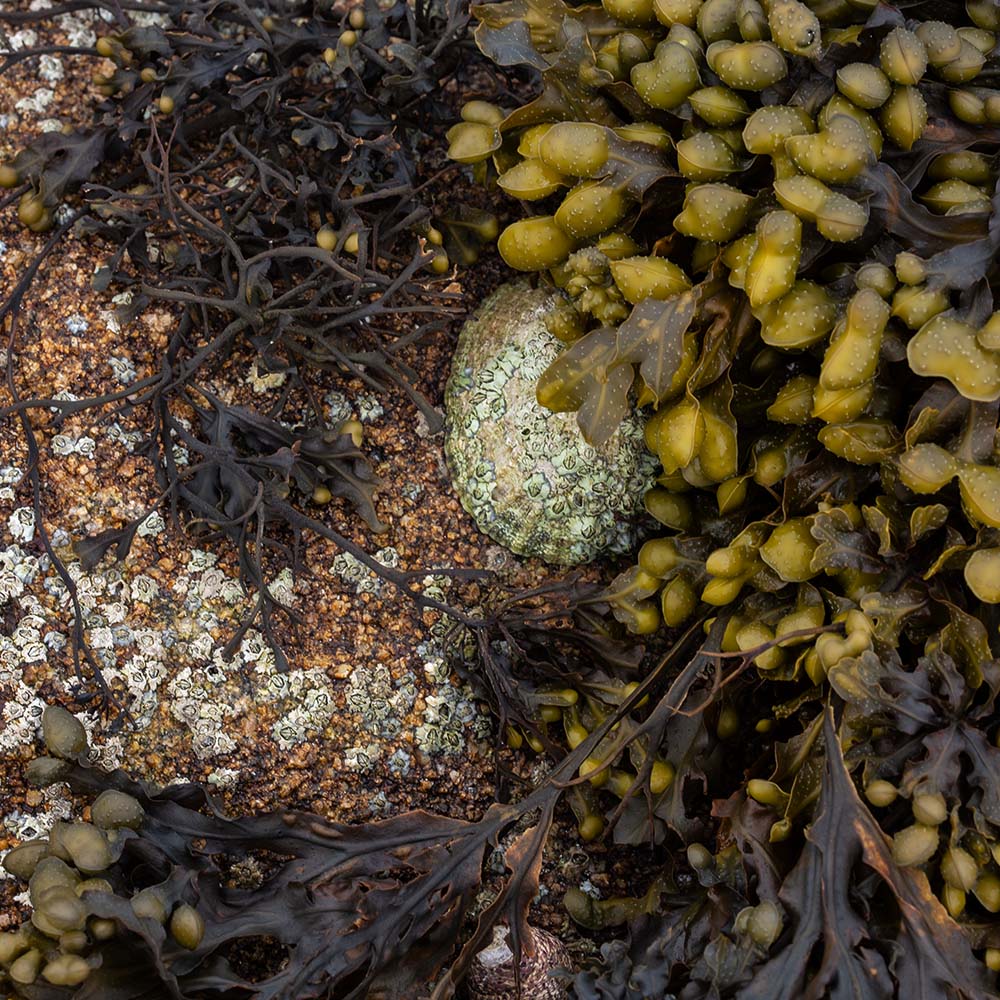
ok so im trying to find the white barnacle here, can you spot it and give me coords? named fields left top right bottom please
left=43, top=630, right=66, bottom=651
left=4, top=29, right=38, bottom=52
left=130, top=575, right=159, bottom=603
left=19, top=642, right=47, bottom=664
left=108, top=355, right=137, bottom=384
left=271, top=568, right=296, bottom=605
left=11, top=623, right=40, bottom=648
left=241, top=631, right=267, bottom=662
left=87, top=626, right=115, bottom=650
left=356, top=394, right=385, bottom=423
left=187, top=549, right=218, bottom=573
left=137, top=511, right=166, bottom=537
left=7, top=507, right=35, bottom=544
left=0, top=569, right=24, bottom=603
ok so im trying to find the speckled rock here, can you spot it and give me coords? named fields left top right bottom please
left=444, top=281, right=656, bottom=565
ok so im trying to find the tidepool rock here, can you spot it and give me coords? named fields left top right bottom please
left=444, top=281, right=656, bottom=565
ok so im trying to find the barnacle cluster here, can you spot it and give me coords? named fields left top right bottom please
left=0, top=0, right=497, bottom=681
left=451, top=0, right=1000, bottom=946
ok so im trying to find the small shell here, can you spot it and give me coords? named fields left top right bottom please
left=467, top=925, right=571, bottom=1000
left=444, top=281, right=656, bottom=565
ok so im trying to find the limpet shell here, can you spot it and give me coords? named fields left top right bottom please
left=444, top=281, right=656, bottom=565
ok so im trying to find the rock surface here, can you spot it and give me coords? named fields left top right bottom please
left=0, top=15, right=623, bottom=983
left=444, top=281, right=656, bottom=566
left=0, top=12, right=508, bottom=926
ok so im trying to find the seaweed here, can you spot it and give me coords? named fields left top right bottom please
left=2, top=708, right=561, bottom=999
left=8, top=0, right=1000, bottom=995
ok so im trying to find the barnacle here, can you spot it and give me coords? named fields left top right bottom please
left=467, top=925, right=571, bottom=1000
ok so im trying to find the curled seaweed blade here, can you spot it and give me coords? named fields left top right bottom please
left=741, top=709, right=991, bottom=1000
